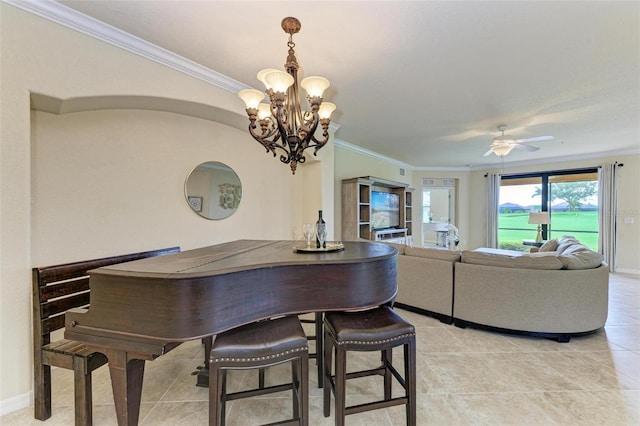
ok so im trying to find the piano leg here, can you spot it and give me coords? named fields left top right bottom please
left=105, top=349, right=145, bottom=426
left=196, top=336, right=213, bottom=387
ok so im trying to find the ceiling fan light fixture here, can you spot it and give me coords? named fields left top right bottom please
left=491, top=144, right=515, bottom=157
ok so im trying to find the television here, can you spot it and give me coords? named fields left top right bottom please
left=371, top=191, right=400, bottom=230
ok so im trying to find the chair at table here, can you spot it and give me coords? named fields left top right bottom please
left=323, top=306, right=416, bottom=426
left=209, top=316, right=309, bottom=426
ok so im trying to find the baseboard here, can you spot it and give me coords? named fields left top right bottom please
left=452, top=318, right=600, bottom=343
left=393, top=303, right=453, bottom=324
left=614, top=268, right=640, bottom=275
left=0, top=389, right=32, bottom=416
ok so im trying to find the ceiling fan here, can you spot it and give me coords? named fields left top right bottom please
left=483, top=125, right=554, bottom=157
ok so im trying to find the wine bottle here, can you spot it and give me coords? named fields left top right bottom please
left=316, top=210, right=326, bottom=248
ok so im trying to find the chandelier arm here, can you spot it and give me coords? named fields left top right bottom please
left=303, top=109, right=330, bottom=154
left=247, top=122, right=279, bottom=155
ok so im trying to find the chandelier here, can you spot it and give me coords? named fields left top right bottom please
left=238, top=17, right=336, bottom=174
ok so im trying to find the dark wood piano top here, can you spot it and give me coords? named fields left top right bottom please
left=92, top=240, right=396, bottom=278
left=65, top=240, right=398, bottom=351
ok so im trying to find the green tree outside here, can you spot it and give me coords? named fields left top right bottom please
left=532, top=181, right=597, bottom=211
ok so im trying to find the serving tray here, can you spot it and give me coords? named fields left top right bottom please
left=294, top=242, right=345, bottom=253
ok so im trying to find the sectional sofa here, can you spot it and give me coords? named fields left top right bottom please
left=389, top=236, right=609, bottom=342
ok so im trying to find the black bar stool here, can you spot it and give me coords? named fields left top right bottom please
left=209, top=316, right=309, bottom=426
left=323, top=306, right=416, bottom=426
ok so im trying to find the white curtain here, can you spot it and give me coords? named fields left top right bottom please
left=486, top=173, right=500, bottom=248
left=598, top=163, right=618, bottom=271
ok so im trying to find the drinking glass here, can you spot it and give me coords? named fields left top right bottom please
left=316, top=223, right=327, bottom=249
left=302, top=223, right=316, bottom=249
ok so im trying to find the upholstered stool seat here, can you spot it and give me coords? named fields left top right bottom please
left=323, top=306, right=416, bottom=426
left=209, top=316, right=309, bottom=426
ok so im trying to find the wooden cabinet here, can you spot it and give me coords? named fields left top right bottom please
left=341, top=177, right=373, bottom=241
left=342, top=176, right=414, bottom=244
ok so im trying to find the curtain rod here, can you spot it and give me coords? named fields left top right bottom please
left=484, top=162, right=624, bottom=178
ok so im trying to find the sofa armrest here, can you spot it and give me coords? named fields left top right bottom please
left=396, top=255, right=454, bottom=317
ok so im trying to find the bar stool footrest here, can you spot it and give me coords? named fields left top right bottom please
left=225, top=382, right=295, bottom=401
left=345, top=397, right=408, bottom=416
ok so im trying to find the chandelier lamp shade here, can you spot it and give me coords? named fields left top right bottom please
left=238, top=17, right=337, bottom=174
left=528, top=211, right=551, bottom=243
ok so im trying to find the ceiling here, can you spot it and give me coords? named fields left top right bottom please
left=54, top=0, right=639, bottom=169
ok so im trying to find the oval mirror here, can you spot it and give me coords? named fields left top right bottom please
left=184, top=161, right=242, bottom=220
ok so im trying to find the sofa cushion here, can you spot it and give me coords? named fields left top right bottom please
left=556, top=236, right=581, bottom=254
left=473, top=247, right=524, bottom=257
left=462, top=250, right=564, bottom=270
left=404, top=246, right=460, bottom=262
left=538, top=239, right=558, bottom=252
left=557, top=244, right=603, bottom=269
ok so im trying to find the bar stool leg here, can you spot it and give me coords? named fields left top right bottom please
left=405, top=340, right=417, bottom=426
left=300, top=353, right=309, bottom=426
left=291, top=361, right=299, bottom=420
left=383, top=348, right=392, bottom=400
left=323, top=328, right=333, bottom=417
left=335, top=346, right=347, bottom=426
left=209, top=366, right=224, bottom=426
left=315, top=312, right=323, bottom=388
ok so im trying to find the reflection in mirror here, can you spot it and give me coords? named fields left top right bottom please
left=185, top=161, right=242, bottom=220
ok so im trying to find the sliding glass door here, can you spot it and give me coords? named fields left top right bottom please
left=498, top=169, right=598, bottom=251
left=547, top=173, right=598, bottom=249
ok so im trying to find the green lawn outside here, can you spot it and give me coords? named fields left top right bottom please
left=498, top=211, right=598, bottom=251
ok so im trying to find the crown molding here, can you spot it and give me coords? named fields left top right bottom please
left=337, top=136, right=639, bottom=173
left=469, top=147, right=640, bottom=172
left=4, top=0, right=248, bottom=93
left=334, top=138, right=415, bottom=170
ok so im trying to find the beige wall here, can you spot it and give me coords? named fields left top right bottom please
left=30, top=109, right=298, bottom=265
left=1, top=3, right=331, bottom=410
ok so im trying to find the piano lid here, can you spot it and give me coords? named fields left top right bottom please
left=90, top=240, right=398, bottom=279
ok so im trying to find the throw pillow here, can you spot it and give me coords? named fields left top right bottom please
left=558, top=249, right=603, bottom=269
left=538, top=239, right=558, bottom=252
left=556, top=236, right=581, bottom=255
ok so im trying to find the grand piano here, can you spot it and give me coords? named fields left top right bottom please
left=64, top=239, right=398, bottom=425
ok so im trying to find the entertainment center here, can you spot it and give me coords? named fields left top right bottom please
left=341, top=176, right=414, bottom=245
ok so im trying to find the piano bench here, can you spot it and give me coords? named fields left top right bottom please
left=209, top=316, right=309, bottom=426
left=32, top=246, right=180, bottom=426
left=322, top=306, right=417, bottom=426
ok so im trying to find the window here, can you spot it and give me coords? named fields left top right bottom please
left=498, top=169, right=599, bottom=251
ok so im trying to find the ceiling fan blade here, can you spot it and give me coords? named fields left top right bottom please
left=482, top=149, right=494, bottom=157
left=515, top=135, right=554, bottom=143
left=514, top=143, right=540, bottom=152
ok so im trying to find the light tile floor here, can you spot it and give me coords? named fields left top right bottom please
left=2, top=273, right=639, bottom=425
